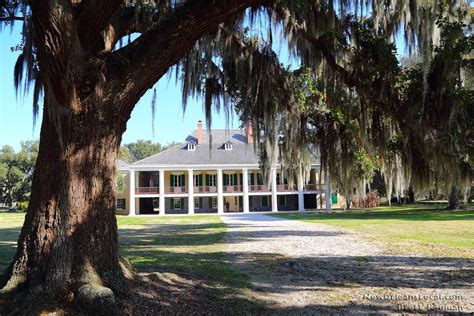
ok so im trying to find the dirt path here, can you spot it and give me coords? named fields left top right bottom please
left=221, top=213, right=474, bottom=314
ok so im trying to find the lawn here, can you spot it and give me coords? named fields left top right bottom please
left=0, top=213, right=262, bottom=314
left=117, top=215, right=250, bottom=288
left=0, top=213, right=24, bottom=272
left=269, top=205, right=474, bottom=257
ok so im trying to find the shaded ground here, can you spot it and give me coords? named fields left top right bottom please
left=221, top=212, right=474, bottom=314
left=117, top=215, right=263, bottom=315
left=1, top=207, right=473, bottom=314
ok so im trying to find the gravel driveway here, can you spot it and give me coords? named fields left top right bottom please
left=221, top=213, right=474, bottom=314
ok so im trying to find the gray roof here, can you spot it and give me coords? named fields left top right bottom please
left=118, top=159, right=130, bottom=169
left=132, top=129, right=260, bottom=166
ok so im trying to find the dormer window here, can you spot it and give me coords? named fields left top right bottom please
left=224, top=142, right=233, bottom=150
left=187, top=142, right=196, bottom=151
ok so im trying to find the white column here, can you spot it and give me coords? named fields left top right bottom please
left=242, top=169, right=249, bottom=213
left=271, top=169, right=278, bottom=212
left=297, top=174, right=305, bottom=212
left=188, top=169, right=194, bottom=215
left=129, top=170, right=136, bottom=216
left=325, top=168, right=331, bottom=211
left=217, top=169, right=224, bottom=214
left=159, top=169, right=165, bottom=215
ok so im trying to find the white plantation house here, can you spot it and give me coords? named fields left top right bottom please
left=116, top=121, right=331, bottom=215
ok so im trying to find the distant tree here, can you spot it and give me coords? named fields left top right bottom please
left=118, top=146, right=133, bottom=163
left=162, top=141, right=179, bottom=151
left=123, top=140, right=162, bottom=162
left=0, top=142, right=38, bottom=207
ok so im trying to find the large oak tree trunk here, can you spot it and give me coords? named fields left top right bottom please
left=1, top=96, right=128, bottom=313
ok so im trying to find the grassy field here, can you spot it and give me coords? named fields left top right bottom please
left=269, top=205, right=474, bottom=256
left=117, top=215, right=250, bottom=288
left=0, top=213, right=262, bottom=313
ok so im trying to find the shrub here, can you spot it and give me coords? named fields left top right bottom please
left=17, top=201, right=29, bottom=212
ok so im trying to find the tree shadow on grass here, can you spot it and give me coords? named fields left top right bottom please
left=0, top=227, right=22, bottom=275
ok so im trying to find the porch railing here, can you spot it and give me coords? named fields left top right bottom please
left=165, top=186, right=187, bottom=194
left=223, top=185, right=242, bottom=193
left=135, top=187, right=159, bottom=194
left=304, top=184, right=318, bottom=191
left=194, top=186, right=217, bottom=193
left=276, top=184, right=297, bottom=192
left=249, top=185, right=269, bottom=192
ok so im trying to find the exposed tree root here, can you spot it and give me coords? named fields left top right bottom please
left=0, top=256, right=135, bottom=315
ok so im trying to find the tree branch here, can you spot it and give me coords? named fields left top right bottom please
left=0, top=16, right=25, bottom=22
left=108, top=0, right=267, bottom=112
left=76, top=0, right=125, bottom=52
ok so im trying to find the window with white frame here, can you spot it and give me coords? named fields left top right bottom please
left=173, top=198, right=182, bottom=210
left=212, top=197, right=218, bottom=209
left=194, top=197, right=200, bottom=208
left=208, top=174, right=217, bottom=187
left=224, top=142, right=232, bottom=150
left=224, top=173, right=235, bottom=186
left=153, top=198, right=160, bottom=210
left=116, top=198, right=126, bottom=210
left=187, top=142, right=196, bottom=150
left=173, top=174, right=183, bottom=187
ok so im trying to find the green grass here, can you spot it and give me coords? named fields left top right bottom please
left=0, top=213, right=261, bottom=312
left=0, top=213, right=25, bottom=272
left=269, top=205, right=474, bottom=255
left=117, top=215, right=250, bottom=288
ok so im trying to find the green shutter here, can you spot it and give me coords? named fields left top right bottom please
left=233, top=174, right=237, bottom=186
left=199, top=174, right=203, bottom=186
left=208, top=197, right=213, bottom=208
left=239, top=173, right=243, bottom=186
left=239, top=196, right=243, bottom=208
left=223, top=174, right=228, bottom=186
left=181, top=175, right=185, bottom=187
left=181, top=198, right=185, bottom=209
left=249, top=197, right=253, bottom=208
left=250, top=173, right=255, bottom=185
left=170, top=174, right=174, bottom=187
left=206, top=174, right=210, bottom=186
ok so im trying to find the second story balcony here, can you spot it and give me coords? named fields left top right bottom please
left=194, top=186, right=217, bottom=193
left=304, top=184, right=318, bottom=191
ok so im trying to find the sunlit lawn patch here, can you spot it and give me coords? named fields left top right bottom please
left=269, top=205, right=474, bottom=257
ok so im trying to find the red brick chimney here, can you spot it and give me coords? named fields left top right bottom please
left=197, top=120, right=203, bottom=144
left=246, top=121, right=253, bottom=144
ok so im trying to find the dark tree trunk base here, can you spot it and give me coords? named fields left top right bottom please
left=0, top=257, right=134, bottom=315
